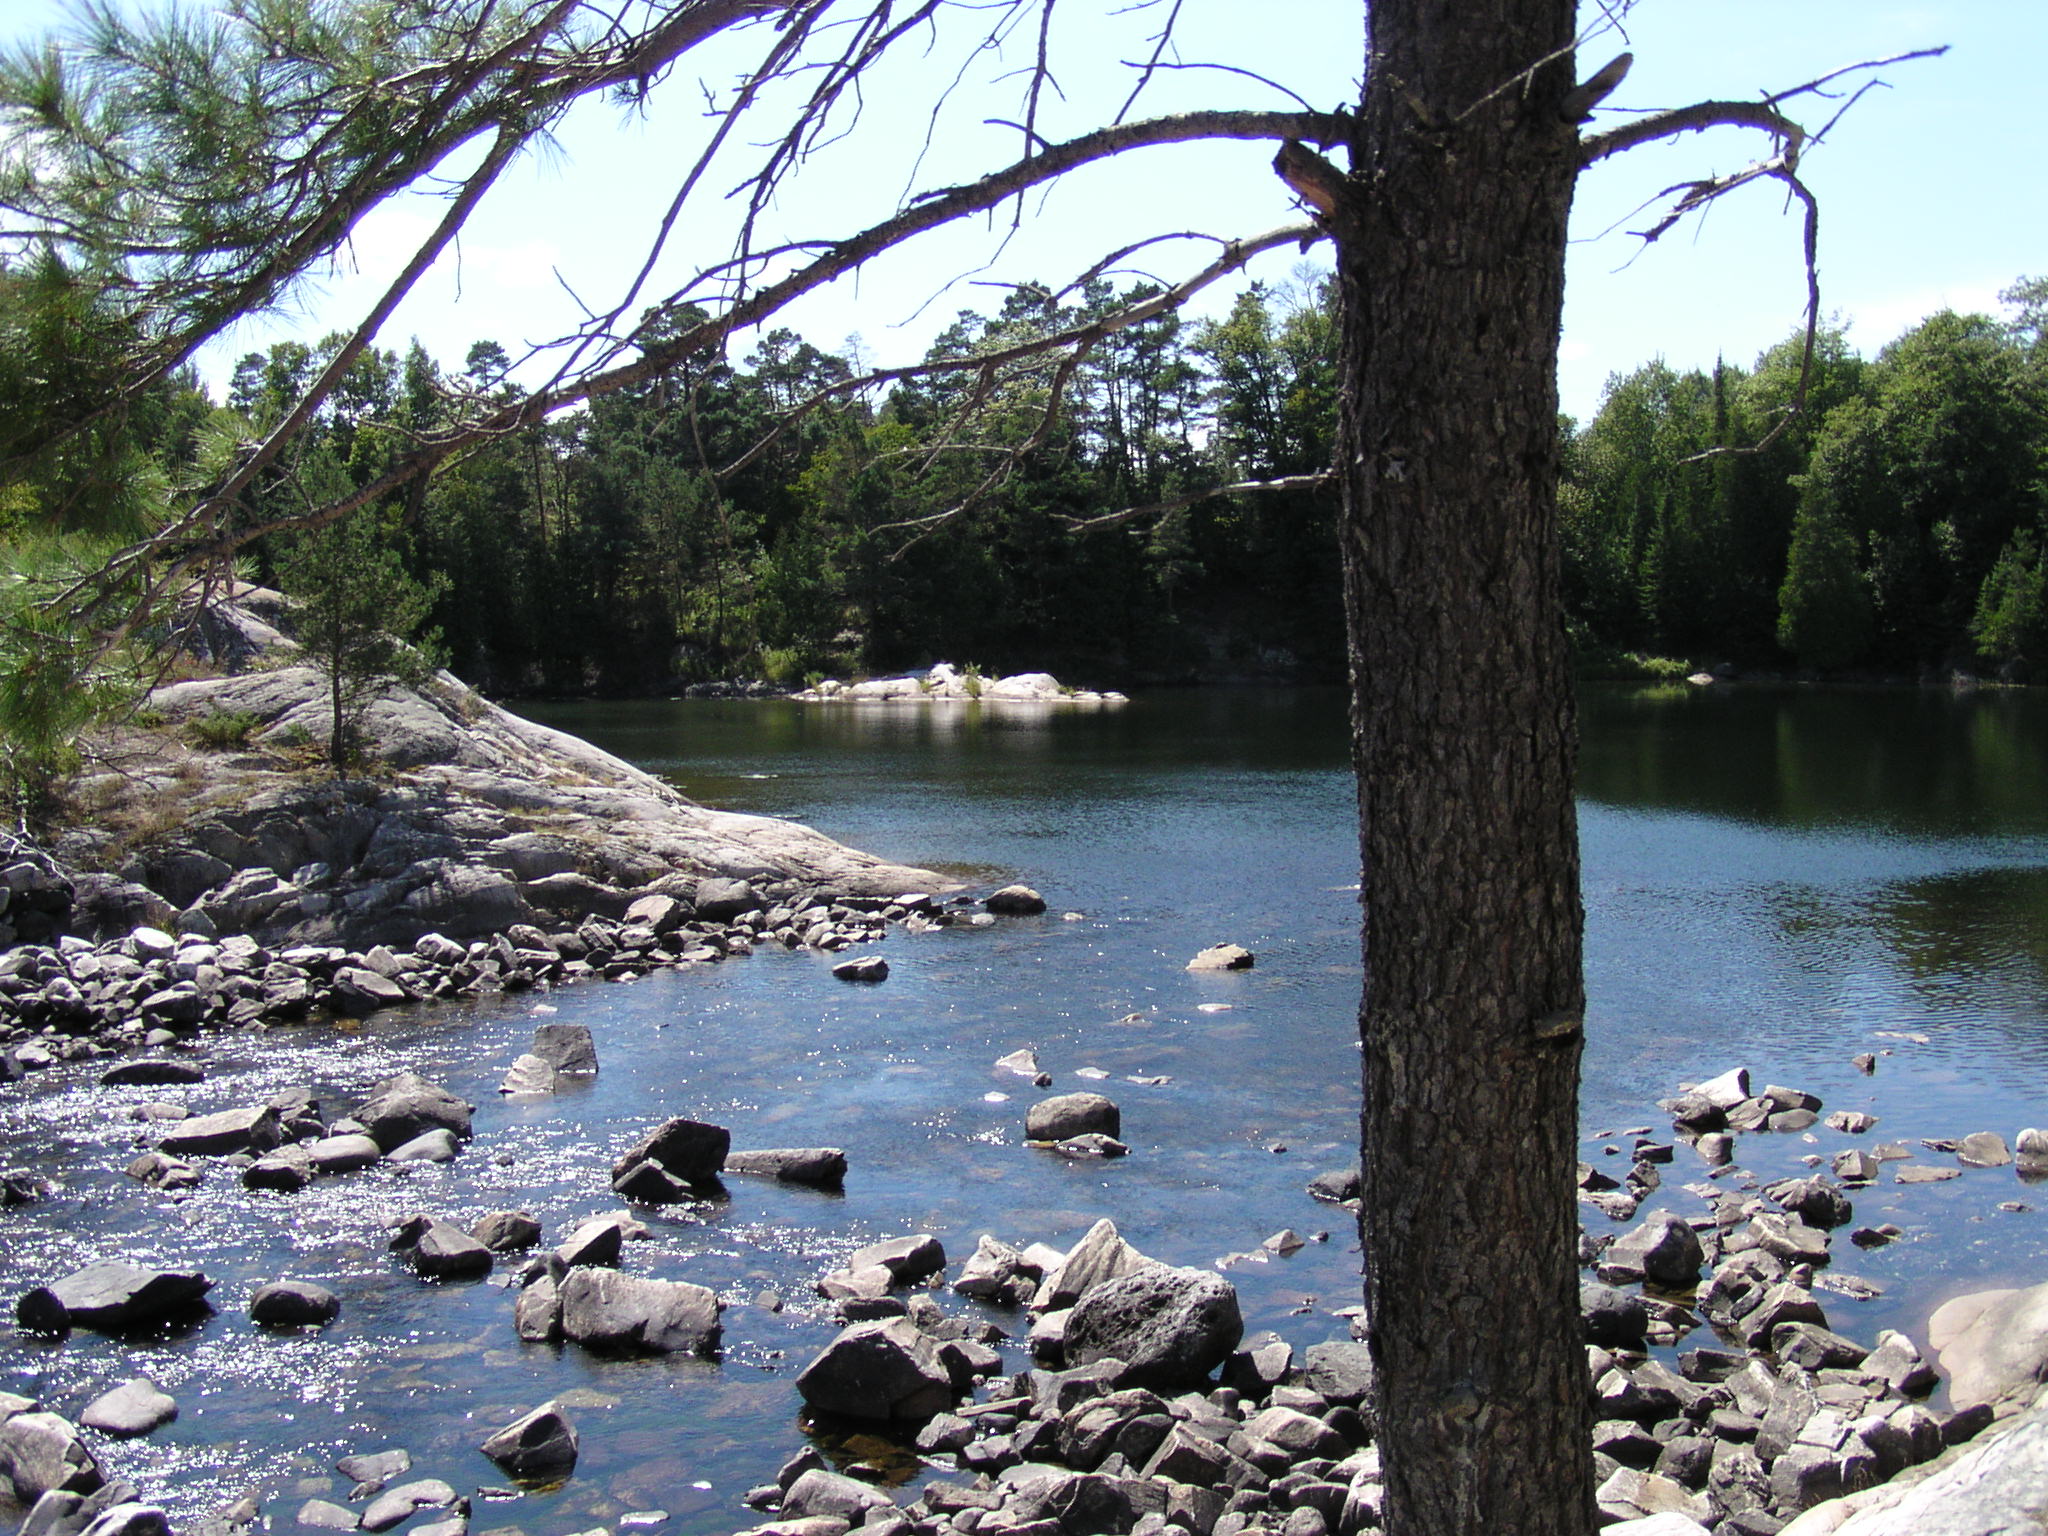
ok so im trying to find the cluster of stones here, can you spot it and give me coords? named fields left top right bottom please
left=0, top=879, right=1058, bottom=1092
left=737, top=1217, right=1376, bottom=1536
left=1557, top=1062, right=2030, bottom=1532
left=293, top=1449, right=466, bottom=1536
left=793, top=666, right=1128, bottom=705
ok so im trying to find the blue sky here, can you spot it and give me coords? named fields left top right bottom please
left=3, top=1, right=2041, bottom=421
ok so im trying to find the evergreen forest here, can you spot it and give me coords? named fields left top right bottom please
left=11, top=262, right=2048, bottom=701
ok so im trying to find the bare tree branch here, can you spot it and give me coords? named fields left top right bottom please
left=1059, top=472, right=1334, bottom=532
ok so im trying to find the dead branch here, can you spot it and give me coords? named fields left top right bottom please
left=1060, top=472, right=1335, bottom=532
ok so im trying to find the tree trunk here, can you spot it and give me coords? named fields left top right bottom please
left=1334, top=2, right=1595, bottom=1532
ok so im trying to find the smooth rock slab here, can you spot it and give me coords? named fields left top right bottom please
left=847, top=1234, right=946, bottom=1285
left=0, top=1405, right=102, bottom=1503
left=306, top=1134, right=383, bottom=1175
left=15, top=1263, right=212, bottom=1334
left=471, top=1211, right=543, bottom=1252
left=353, top=1074, right=472, bottom=1152
left=79, top=1381, right=176, bottom=1438
left=360, top=1478, right=456, bottom=1533
left=1929, top=1280, right=2048, bottom=1412
left=479, top=1402, right=578, bottom=1481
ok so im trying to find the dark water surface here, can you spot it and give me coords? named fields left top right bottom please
left=5, top=684, right=2047, bottom=1533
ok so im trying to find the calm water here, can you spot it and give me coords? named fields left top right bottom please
left=4, top=684, right=2047, bottom=1533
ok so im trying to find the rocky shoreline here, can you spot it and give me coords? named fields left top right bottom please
left=4, top=598, right=2046, bottom=1536
left=5, top=915, right=2048, bottom=1536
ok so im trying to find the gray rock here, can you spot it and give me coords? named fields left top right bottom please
left=390, top=1216, right=492, bottom=1280
left=953, top=1234, right=1039, bottom=1306
left=243, top=1147, right=314, bottom=1193
left=1185, top=943, right=1253, bottom=971
left=385, top=1128, right=459, bottom=1163
left=531, top=1022, right=598, bottom=1074
left=847, top=1234, right=946, bottom=1285
left=1306, top=1166, right=1361, bottom=1204
left=1582, top=1281, right=1650, bottom=1349
left=557, top=1269, right=721, bottom=1354
left=331, top=967, right=409, bottom=1016
left=1603, top=1210, right=1705, bottom=1289
left=555, top=1215, right=628, bottom=1270
left=1957, top=1131, right=2013, bottom=1169
left=692, top=878, right=762, bottom=922
left=1929, top=1280, right=2048, bottom=1412
left=295, top=1500, right=360, bottom=1530
left=1035, top=1218, right=1152, bottom=1311
left=306, top=1134, right=383, bottom=1175
left=478, top=1401, right=578, bottom=1481
left=249, top=1280, right=340, bottom=1329
left=72, top=1501, right=170, bottom=1536
left=829, top=955, right=888, bottom=983
left=353, top=1074, right=472, bottom=1151
left=159, top=1105, right=283, bottom=1157
left=336, top=1449, right=410, bottom=1490
left=795, top=1318, right=955, bottom=1421
left=78, top=1381, right=176, bottom=1438
left=498, top=1054, right=557, bottom=1096
left=97, top=1060, right=204, bottom=1088
left=1026, top=1092, right=1120, bottom=1143
left=985, top=885, right=1047, bottom=916
left=722, top=1148, right=848, bottom=1187
left=15, top=1263, right=212, bottom=1333
left=471, top=1210, right=543, bottom=1252
left=779, top=1470, right=895, bottom=1522
left=1063, top=1265, right=1244, bottom=1389
left=359, top=1479, right=455, bottom=1533
left=513, top=1274, right=562, bottom=1343
left=610, top=1116, right=729, bottom=1199
left=0, top=1403, right=102, bottom=1504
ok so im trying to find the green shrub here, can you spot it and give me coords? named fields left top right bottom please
left=186, top=708, right=261, bottom=750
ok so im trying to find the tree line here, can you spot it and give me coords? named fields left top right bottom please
left=199, top=273, right=1345, bottom=696
left=1562, top=277, right=2048, bottom=678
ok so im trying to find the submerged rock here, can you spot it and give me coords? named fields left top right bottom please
left=78, top=1380, right=177, bottom=1438
left=722, top=1148, right=848, bottom=1188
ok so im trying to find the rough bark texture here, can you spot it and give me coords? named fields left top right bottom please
left=1335, top=2, right=1595, bottom=1532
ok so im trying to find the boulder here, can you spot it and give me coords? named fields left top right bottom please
left=796, top=1318, right=955, bottom=1422
left=1930, top=1280, right=2048, bottom=1412
left=780, top=1469, right=896, bottom=1523
left=1603, top=1210, right=1705, bottom=1289
left=830, top=955, right=888, bottom=983
left=306, top=1134, right=383, bottom=1175
left=1026, top=1092, right=1120, bottom=1143
left=499, top=1054, right=557, bottom=1096
left=158, top=1105, right=283, bottom=1157
left=330, top=967, right=410, bottom=1016
left=692, top=878, right=762, bottom=922
left=248, top=1280, right=341, bottom=1329
left=985, top=885, right=1046, bottom=916
left=1063, top=1265, right=1244, bottom=1388
left=353, top=1074, right=472, bottom=1151
left=478, top=1401, right=578, bottom=1481
left=1035, top=1218, right=1153, bottom=1311
left=722, top=1148, right=848, bottom=1188
left=953, top=1234, right=1039, bottom=1306
left=846, top=1233, right=946, bottom=1285
left=360, top=1479, right=456, bottom=1533
left=471, top=1210, right=544, bottom=1252
left=1777, top=1397, right=2048, bottom=1535
left=531, top=1022, right=598, bottom=1073
left=78, top=1381, right=177, bottom=1438
left=389, top=1216, right=493, bottom=1280
left=0, top=1402, right=102, bottom=1505
left=97, top=1060, right=204, bottom=1088
left=385, top=1128, right=459, bottom=1163
left=610, top=1116, right=729, bottom=1200
left=1186, top=943, right=1254, bottom=971
left=557, top=1269, right=722, bottom=1355
left=15, top=1263, right=212, bottom=1334
left=555, top=1215, right=629, bottom=1269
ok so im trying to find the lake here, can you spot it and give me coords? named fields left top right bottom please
left=4, top=682, right=2046, bottom=1533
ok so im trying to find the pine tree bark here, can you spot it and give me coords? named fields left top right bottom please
left=1333, top=2, right=1596, bottom=1531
